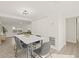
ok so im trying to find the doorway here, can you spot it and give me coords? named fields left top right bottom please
left=66, top=17, right=77, bottom=43
left=66, top=17, right=79, bottom=57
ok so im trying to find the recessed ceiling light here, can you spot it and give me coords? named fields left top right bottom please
left=12, top=27, right=16, bottom=30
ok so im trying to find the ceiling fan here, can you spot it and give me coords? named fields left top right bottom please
left=22, top=9, right=29, bottom=15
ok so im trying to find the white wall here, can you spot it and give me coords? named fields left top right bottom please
left=31, top=15, right=66, bottom=50
left=30, top=3, right=66, bottom=50
left=31, top=4, right=66, bottom=50
left=31, top=17, right=58, bottom=43
left=57, top=16, right=66, bottom=50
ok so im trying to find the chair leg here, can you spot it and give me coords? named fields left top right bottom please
left=14, top=45, right=16, bottom=50
left=49, top=46, right=52, bottom=58
left=14, top=48, right=18, bottom=57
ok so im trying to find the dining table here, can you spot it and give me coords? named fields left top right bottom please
left=14, top=34, right=44, bottom=58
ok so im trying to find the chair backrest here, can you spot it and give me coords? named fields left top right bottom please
left=33, top=42, right=50, bottom=58
left=14, top=36, right=23, bottom=49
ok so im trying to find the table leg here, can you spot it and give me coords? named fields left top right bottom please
left=41, top=40, right=43, bottom=51
left=27, top=44, right=32, bottom=58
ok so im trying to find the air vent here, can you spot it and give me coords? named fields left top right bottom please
left=49, top=37, right=55, bottom=46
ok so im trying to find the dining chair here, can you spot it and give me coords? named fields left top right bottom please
left=32, top=37, right=52, bottom=58
left=32, top=35, right=42, bottom=50
left=14, top=36, right=28, bottom=57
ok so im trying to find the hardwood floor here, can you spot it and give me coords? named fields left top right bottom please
left=58, top=42, right=76, bottom=55
left=50, top=41, right=79, bottom=58
left=0, top=38, right=79, bottom=58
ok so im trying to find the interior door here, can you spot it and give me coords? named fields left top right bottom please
left=66, top=18, right=76, bottom=43
left=77, top=17, right=79, bottom=41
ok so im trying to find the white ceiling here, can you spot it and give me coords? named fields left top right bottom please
left=0, top=1, right=59, bottom=21
left=0, top=1, right=79, bottom=22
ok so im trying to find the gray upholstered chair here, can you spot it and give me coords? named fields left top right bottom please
left=32, top=42, right=51, bottom=58
left=32, top=37, right=54, bottom=58
left=14, top=36, right=27, bottom=57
